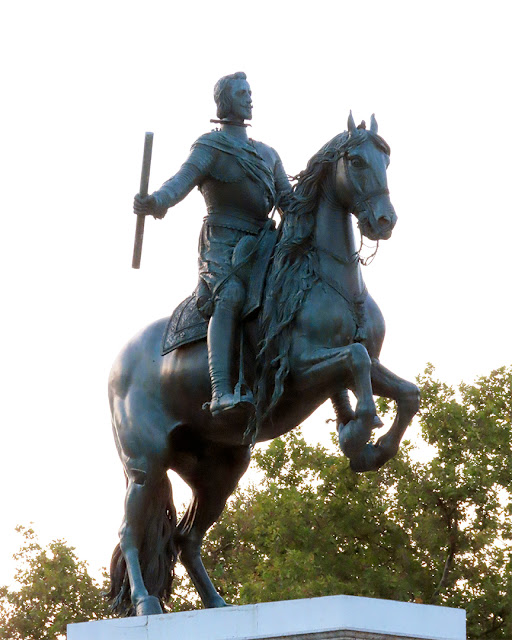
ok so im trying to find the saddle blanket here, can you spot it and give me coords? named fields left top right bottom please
left=162, top=292, right=208, bottom=354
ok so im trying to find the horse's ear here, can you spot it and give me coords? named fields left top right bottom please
left=347, top=111, right=356, bottom=135
left=370, top=113, right=378, bottom=134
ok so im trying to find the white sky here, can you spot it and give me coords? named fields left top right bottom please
left=1, top=0, right=511, bottom=587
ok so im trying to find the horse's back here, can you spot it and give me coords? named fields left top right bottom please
left=109, top=318, right=168, bottom=402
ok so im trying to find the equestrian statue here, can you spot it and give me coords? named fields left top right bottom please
left=107, top=72, right=420, bottom=616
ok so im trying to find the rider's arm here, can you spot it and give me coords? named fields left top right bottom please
left=273, top=152, right=293, bottom=213
left=150, top=145, right=217, bottom=217
left=134, top=143, right=216, bottom=219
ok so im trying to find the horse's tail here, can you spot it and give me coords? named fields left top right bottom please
left=106, top=474, right=178, bottom=616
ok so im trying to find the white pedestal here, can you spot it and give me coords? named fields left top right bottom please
left=67, top=594, right=466, bottom=640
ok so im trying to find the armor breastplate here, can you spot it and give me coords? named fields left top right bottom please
left=189, top=131, right=277, bottom=222
left=200, top=165, right=273, bottom=221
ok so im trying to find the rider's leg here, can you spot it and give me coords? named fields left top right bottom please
left=208, top=277, right=252, bottom=416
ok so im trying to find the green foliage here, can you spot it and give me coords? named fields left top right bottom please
left=4, top=367, right=510, bottom=638
left=0, top=526, right=110, bottom=640
left=172, top=366, right=512, bottom=639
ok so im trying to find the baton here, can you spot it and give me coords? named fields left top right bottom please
left=131, top=131, right=154, bottom=269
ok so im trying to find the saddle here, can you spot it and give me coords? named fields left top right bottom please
left=162, top=224, right=278, bottom=355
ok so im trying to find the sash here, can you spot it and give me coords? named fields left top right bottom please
left=192, top=131, right=276, bottom=206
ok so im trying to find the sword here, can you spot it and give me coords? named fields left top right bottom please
left=131, top=131, right=154, bottom=269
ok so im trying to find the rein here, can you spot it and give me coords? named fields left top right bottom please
left=357, top=234, right=379, bottom=266
left=313, top=250, right=369, bottom=343
left=311, top=150, right=389, bottom=340
left=353, top=186, right=387, bottom=265
left=316, top=244, right=358, bottom=266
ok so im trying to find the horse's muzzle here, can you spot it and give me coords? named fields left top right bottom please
left=359, top=206, right=397, bottom=241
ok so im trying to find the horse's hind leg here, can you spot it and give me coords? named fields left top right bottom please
left=350, top=359, right=420, bottom=472
left=175, top=443, right=251, bottom=608
left=109, top=401, right=176, bottom=616
left=113, top=463, right=176, bottom=616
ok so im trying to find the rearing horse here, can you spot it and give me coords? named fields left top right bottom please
left=107, top=114, right=420, bottom=616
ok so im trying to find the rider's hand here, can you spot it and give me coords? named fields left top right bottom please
left=134, top=193, right=155, bottom=215
left=133, top=193, right=167, bottom=219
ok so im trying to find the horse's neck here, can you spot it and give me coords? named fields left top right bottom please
left=314, top=198, right=356, bottom=256
left=314, top=198, right=364, bottom=296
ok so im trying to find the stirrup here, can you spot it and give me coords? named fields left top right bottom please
left=203, top=326, right=254, bottom=419
left=204, top=389, right=254, bottom=418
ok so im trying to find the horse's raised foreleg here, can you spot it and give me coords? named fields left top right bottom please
left=175, top=443, right=251, bottom=608
left=331, top=388, right=356, bottom=425
left=294, top=343, right=381, bottom=458
left=349, top=359, right=420, bottom=472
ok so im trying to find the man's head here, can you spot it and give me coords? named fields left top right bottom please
left=214, top=72, right=253, bottom=122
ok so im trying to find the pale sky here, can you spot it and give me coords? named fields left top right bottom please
left=1, top=1, right=511, bottom=587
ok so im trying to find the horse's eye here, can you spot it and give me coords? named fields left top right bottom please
left=350, top=156, right=365, bottom=169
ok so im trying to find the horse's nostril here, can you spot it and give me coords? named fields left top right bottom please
left=378, top=216, right=389, bottom=227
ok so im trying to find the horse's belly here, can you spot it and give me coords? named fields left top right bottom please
left=161, top=341, right=211, bottom=422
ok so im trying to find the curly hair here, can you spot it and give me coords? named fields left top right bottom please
left=213, top=71, right=247, bottom=119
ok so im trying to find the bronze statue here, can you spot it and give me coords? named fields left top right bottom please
left=134, top=72, right=292, bottom=417
left=108, top=73, right=420, bottom=617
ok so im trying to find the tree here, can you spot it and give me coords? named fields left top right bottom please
left=172, top=366, right=512, bottom=639
left=0, top=526, right=111, bottom=640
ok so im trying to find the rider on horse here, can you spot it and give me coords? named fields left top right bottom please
left=134, top=72, right=292, bottom=418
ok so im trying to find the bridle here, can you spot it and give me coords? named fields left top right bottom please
left=352, top=187, right=390, bottom=214
left=341, top=150, right=390, bottom=265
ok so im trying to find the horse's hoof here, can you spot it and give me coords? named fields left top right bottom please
left=375, top=435, right=399, bottom=462
left=338, top=419, right=373, bottom=459
left=349, top=443, right=381, bottom=472
left=135, top=595, right=163, bottom=616
left=373, top=415, right=384, bottom=428
left=349, top=441, right=397, bottom=473
left=206, top=595, right=231, bottom=608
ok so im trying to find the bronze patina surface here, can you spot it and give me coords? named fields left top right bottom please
left=108, top=74, right=419, bottom=616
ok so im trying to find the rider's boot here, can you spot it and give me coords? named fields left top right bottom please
left=207, top=300, right=254, bottom=419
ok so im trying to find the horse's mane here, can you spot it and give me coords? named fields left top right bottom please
left=252, top=128, right=389, bottom=438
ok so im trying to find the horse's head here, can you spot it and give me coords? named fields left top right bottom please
left=334, top=113, right=397, bottom=241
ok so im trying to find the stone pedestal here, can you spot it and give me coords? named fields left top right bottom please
left=67, top=594, right=465, bottom=640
